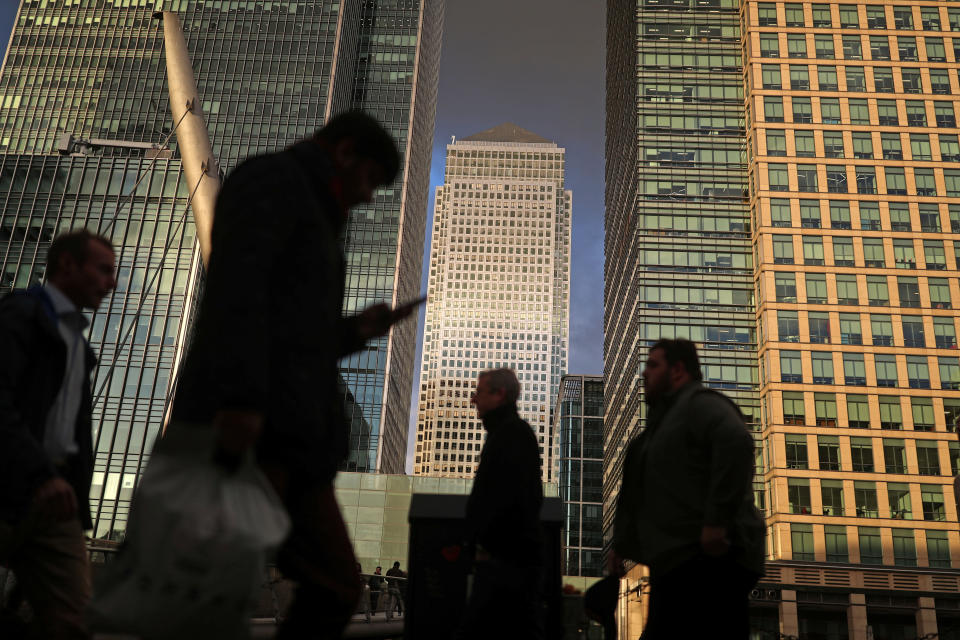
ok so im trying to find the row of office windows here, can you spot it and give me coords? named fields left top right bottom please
left=765, top=234, right=960, bottom=270
left=778, top=434, right=957, bottom=474
left=772, top=349, right=960, bottom=389
left=761, top=162, right=960, bottom=197
left=788, top=523, right=951, bottom=567
left=758, top=95, right=957, bottom=127
left=762, top=198, right=956, bottom=231
left=768, top=271, right=952, bottom=308
left=770, top=309, right=959, bottom=348
left=770, top=388, right=960, bottom=432
left=757, top=62, right=956, bottom=93
left=759, top=128, right=960, bottom=162
left=755, top=31, right=958, bottom=61
left=754, top=2, right=960, bottom=31
left=786, top=479, right=949, bottom=523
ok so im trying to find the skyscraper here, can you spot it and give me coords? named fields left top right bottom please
left=554, top=374, right=604, bottom=577
left=0, top=0, right=442, bottom=539
left=413, top=123, right=571, bottom=481
left=607, top=0, right=960, bottom=635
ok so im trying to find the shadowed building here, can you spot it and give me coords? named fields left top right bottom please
left=0, top=0, right=443, bottom=539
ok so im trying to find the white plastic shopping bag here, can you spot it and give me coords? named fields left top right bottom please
left=88, top=423, right=290, bottom=640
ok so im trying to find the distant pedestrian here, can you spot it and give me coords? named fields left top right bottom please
left=385, top=561, right=405, bottom=615
left=169, top=111, right=420, bottom=639
left=0, top=230, right=117, bottom=639
left=608, top=339, right=764, bottom=639
left=368, top=566, right=384, bottom=612
left=457, top=368, right=543, bottom=640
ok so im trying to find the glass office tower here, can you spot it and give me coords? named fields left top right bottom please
left=0, top=0, right=442, bottom=539
left=554, top=374, right=604, bottom=577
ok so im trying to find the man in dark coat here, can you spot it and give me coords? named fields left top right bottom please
left=0, top=230, right=117, bottom=639
left=608, top=339, right=764, bottom=639
left=458, top=368, right=544, bottom=640
left=170, top=111, right=417, bottom=639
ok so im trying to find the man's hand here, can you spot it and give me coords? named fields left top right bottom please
left=213, top=410, right=264, bottom=468
left=605, top=550, right=626, bottom=578
left=700, top=524, right=731, bottom=557
left=355, top=298, right=423, bottom=341
left=34, top=476, right=77, bottom=522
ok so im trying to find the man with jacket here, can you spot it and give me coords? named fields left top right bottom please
left=170, top=111, right=417, bottom=639
left=609, top=339, right=763, bottom=638
left=0, top=230, right=117, bottom=639
left=458, top=368, right=543, bottom=639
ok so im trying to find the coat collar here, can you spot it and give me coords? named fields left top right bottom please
left=481, top=403, right=519, bottom=431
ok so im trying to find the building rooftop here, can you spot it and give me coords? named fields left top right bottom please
left=461, top=122, right=553, bottom=144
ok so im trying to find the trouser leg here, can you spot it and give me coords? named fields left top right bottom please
left=456, top=559, right=543, bottom=640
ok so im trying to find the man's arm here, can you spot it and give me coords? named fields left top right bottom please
left=701, top=396, right=756, bottom=528
left=338, top=298, right=423, bottom=358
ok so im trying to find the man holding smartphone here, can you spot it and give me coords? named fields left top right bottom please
left=171, top=111, right=422, bottom=639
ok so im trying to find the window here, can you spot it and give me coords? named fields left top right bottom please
left=952, top=205, right=960, bottom=233
left=866, top=6, right=887, bottom=29
left=786, top=434, right=809, bottom=469
left=929, top=278, right=951, bottom=310
left=880, top=133, right=903, bottom=160
left=821, top=480, right=844, bottom=517
left=939, top=356, right=960, bottom=390
left=888, top=484, right=913, bottom=520
left=778, top=310, right=800, bottom=342
left=839, top=313, right=862, bottom=345
left=923, top=240, right=946, bottom=270
left=842, top=35, right=862, bottom=60
left=764, top=97, right=785, bottom=122
left=797, top=165, right=818, bottom=192
left=902, top=315, right=926, bottom=348
left=940, top=134, right=960, bottom=162
left=776, top=273, right=797, bottom=302
left=812, top=4, right=831, bottom=27
left=826, top=166, right=847, bottom=192
left=770, top=198, right=792, bottom=227
left=893, top=6, right=914, bottom=30
left=918, top=202, right=941, bottom=230
left=856, top=167, right=876, bottom=193
left=945, top=401, right=960, bottom=435
left=794, top=131, right=815, bottom=157
left=799, top=200, right=821, bottom=228
left=803, top=236, right=824, bottom=265
left=897, top=276, right=921, bottom=308
left=848, top=99, right=870, bottom=124
left=815, top=393, right=838, bottom=427
left=873, top=67, right=894, bottom=92
left=845, top=66, right=866, bottom=91
left=762, top=65, right=782, bottom=89
left=766, top=130, right=787, bottom=156
left=848, top=394, right=870, bottom=428
left=805, top=273, right=827, bottom=303
left=787, top=34, right=808, bottom=58
left=926, top=37, right=947, bottom=62
left=839, top=5, right=859, bottom=29
left=785, top=3, right=804, bottom=27
left=823, top=134, right=844, bottom=160
left=892, top=529, right=917, bottom=567
left=935, top=102, right=956, bottom=128
left=901, top=68, right=923, bottom=93
left=817, top=66, right=838, bottom=90
left=860, top=203, right=882, bottom=230
left=819, top=436, right=841, bottom=471
left=912, top=397, right=935, bottom=431
left=906, top=101, right=927, bottom=126
left=930, top=69, right=951, bottom=95
left=933, top=318, right=956, bottom=349
left=760, top=33, right=780, bottom=58
left=790, top=65, right=810, bottom=90
left=843, top=353, right=867, bottom=385
left=863, top=239, right=885, bottom=268
left=870, top=36, right=891, bottom=60
left=915, top=169, right=937, bottom=197
left=951, top=7, right=960, bottom=31
left=879, top=396, right=903, bottom=429
left=917, top=444, right=942, bottom=476
left=884, top=439, right=907, bottom=474
left=821, top=98, right=842, bottom=125
left=825, top=525, right=848, bottom=562
left=898, top=36, right=918, bottom=61
left=833, top=238, right=855, bottom=267
left=854, top=481, right=879, bottom=517
left=851, top=437, right=875, bottom=472
left=911, top=134, right=932, bottom=161
left=773, top=234, right=794, bottom=262
left=781, top=350, right=803, bottom=383
left=814, top=35, right=834, bottom=58
left=859, top=527, right=883, bottom=564
left=836, top=274, right=859, bottom=305
left=921, top=7, right=941, bottom=31
left=791, top=523, right=814, bottom=560
left=889, top=203, right=911, bottom=231
left=871, top=314, right=894, bottom=346
left=921, top=485, right=946, bottom=521
left=927, top=531, right=952, bottom=568
left=946, top=171, right=960, bottom=198
left=768, top=165, right=789, bottom=192
left=789, top=480, right=812, bottom=515
left=874, top=354, right=898, bottom=387
left=867, top=276, right=889, bottom=306
left=783, top=391, right=805, bottom=424
left=876, top=100, right=899, bottom=126
left=758, top=2, right=778, bottom=26
left=893, top=239, right=917, bottom=268
left=793, top=97, right=813, bottom=123
left=809, top=311, right=831, bottom=343
left=812, top=352, right=834, bottom=384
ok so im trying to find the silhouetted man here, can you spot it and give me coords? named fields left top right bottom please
left=171, top=111, right=419, bottom=639
left=385, top=561, right=404, bottom=615
left=457, top=368, right=543, bottom=640
left=609, top=339, right=763, bottom=639
left=0, top=230, right=117, bottom=639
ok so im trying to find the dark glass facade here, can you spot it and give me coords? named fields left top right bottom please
left=0, top=0, right=442, bottom=538
left=555, top=374, right=604, bottom=577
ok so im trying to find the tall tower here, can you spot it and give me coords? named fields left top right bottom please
left=413, top=123, right=572, bottom=481
left=0, top=0, right=443, bottom=539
